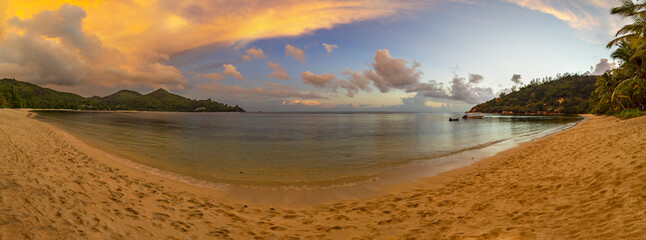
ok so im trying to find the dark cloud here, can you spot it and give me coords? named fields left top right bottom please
left=409, top=81, right=448, bottom=98
left=401, top=92, right=428, bottom=107
left=469, top=74, right=484, bottom=84
left=511, top=74, right=522, bottom=85
left=590, top=58, right=616, bottom=75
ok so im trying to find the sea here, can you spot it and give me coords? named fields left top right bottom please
left=33, top=111, right=582, bottom=191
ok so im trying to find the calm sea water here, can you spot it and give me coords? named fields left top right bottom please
left=33, top=111, right=581, bottom=189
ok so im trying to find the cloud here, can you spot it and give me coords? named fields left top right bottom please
left=299, top=50, right=493, bottom=104
left=222, top=64, right=244, bottom=80
left=196, top=73, right=224, bottom=82
left=504, top=0, right=623, bottom=44
left=505, top=0, right=593, bottom=30
left=343, top=67, right=371, bottom=90
left=0, top=4, right=186, bottom=89
left=412, top=80, right=449, bottom=98
left=322, top=43, right=338, bottom=53
left=242, top=46, right=265, bottom=61
left=511, top=74, right=522, bottom=85
left=590, top=58, right=616, bottom=75
left=468, top=74, right=483, bottom=84
left=251, top=82, right=326, bottom=99
left=245, top=47, right=265, bottom=58
left=364, top=49, right=422, bottom=93
left=282, top=99, right=325, bottom=106
left=300, top=67, right=371, bottom=98
left=333, top=68, right=372, bottom=97
left=406, top=74, right=493, bottom=104
left=285, top=44, right=305, bottom=63
left=448, top=75, right=495, bottom=104
left=197, top=81, right=326, bottom=99
left=266, top=61, right=289, bottom=80
left=301, top=71, right=336, bottom=88
left=1, top=1, right=421, bottom=93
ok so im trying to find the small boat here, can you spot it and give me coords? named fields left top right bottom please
left=449, top=118, right=459, bottom=121
left=462, top=114, right=484, bottom=119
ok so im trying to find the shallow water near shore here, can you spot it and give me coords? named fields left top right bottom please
left=33, top=111, right=581, bottom=192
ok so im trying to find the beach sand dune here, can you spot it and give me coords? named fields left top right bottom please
left=1, top=109, right=645, bottom=239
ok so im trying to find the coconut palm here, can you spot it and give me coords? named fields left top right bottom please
left=607, top=0, right=646, bottom=49
left=595, top=0, right=646, bottom=113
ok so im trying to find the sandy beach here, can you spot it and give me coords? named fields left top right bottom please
left=1, top=109, right=645, bottom=239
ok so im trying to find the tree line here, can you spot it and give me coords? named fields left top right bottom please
left=0, top=78, right=244, bottom=112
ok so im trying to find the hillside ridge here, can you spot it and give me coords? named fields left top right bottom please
left=469, top=74, right=597, bottom=115
left=0, top=78, right=244, bottom=112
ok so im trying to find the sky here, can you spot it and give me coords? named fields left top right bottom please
left=0, top=0, right=624, bottom=112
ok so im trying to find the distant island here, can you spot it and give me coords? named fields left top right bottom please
left=0, top=78, right=244, bottom=112
left=469, top=74, right=596, bottom=115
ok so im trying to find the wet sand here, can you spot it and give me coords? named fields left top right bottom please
left=0, top=109, right=644, bottom=239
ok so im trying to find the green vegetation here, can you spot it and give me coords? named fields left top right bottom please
left=614, top=108, right=646, bottom=119
left=469, top=74, right=597, bottom=115
left=590, top=1, right=646, bottom=117
left=0, top=78, right=244, bottom=112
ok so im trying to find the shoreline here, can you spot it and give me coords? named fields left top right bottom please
left=1, top=109, right=644, bottom=238
left=29, top=110, right=583, bottom=206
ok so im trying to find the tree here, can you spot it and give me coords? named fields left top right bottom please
left=9, top=86, right=23, bottom=108
left=592, top=0, right=646, bottom=114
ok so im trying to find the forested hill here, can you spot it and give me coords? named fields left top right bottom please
left=0, top=78, right=244, bottom=112
left=469, top=74, right=597, bottom=115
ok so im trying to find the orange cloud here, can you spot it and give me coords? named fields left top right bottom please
left=301, top=71, right=336, bottom=87
left=282, top=99, right=323, bottom=106
left=322, top=43, right=338, bottom=53
left=246, top=47, right=265, bottom=58
left=222, top=64, right=244, bottom=80
left=281, top=99, right=339, bottom=108
left=505, top=0, right=594, bottom=30
left=242, top=46, right=265, bottom=61
left=0, top=4, right=185, bottom=89
left=0, top=0, right=420, bottom=89
left=197, top=73, right=224, bottom=82
left=285, top=44, right=305, bottom=63
left=267, top=61, right=289, bottom=80
left=199, top=81, right=325, bottom=99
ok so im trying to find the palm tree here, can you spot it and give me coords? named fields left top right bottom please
left=598, top=0, right=646, bottom=112
left=607, top=0, right=646, bottom=49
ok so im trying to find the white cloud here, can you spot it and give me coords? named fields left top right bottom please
left=590, top=58, right=616, bottom=75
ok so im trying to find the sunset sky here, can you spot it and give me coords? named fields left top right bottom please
left=0, top=0, right=622, bottom=111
